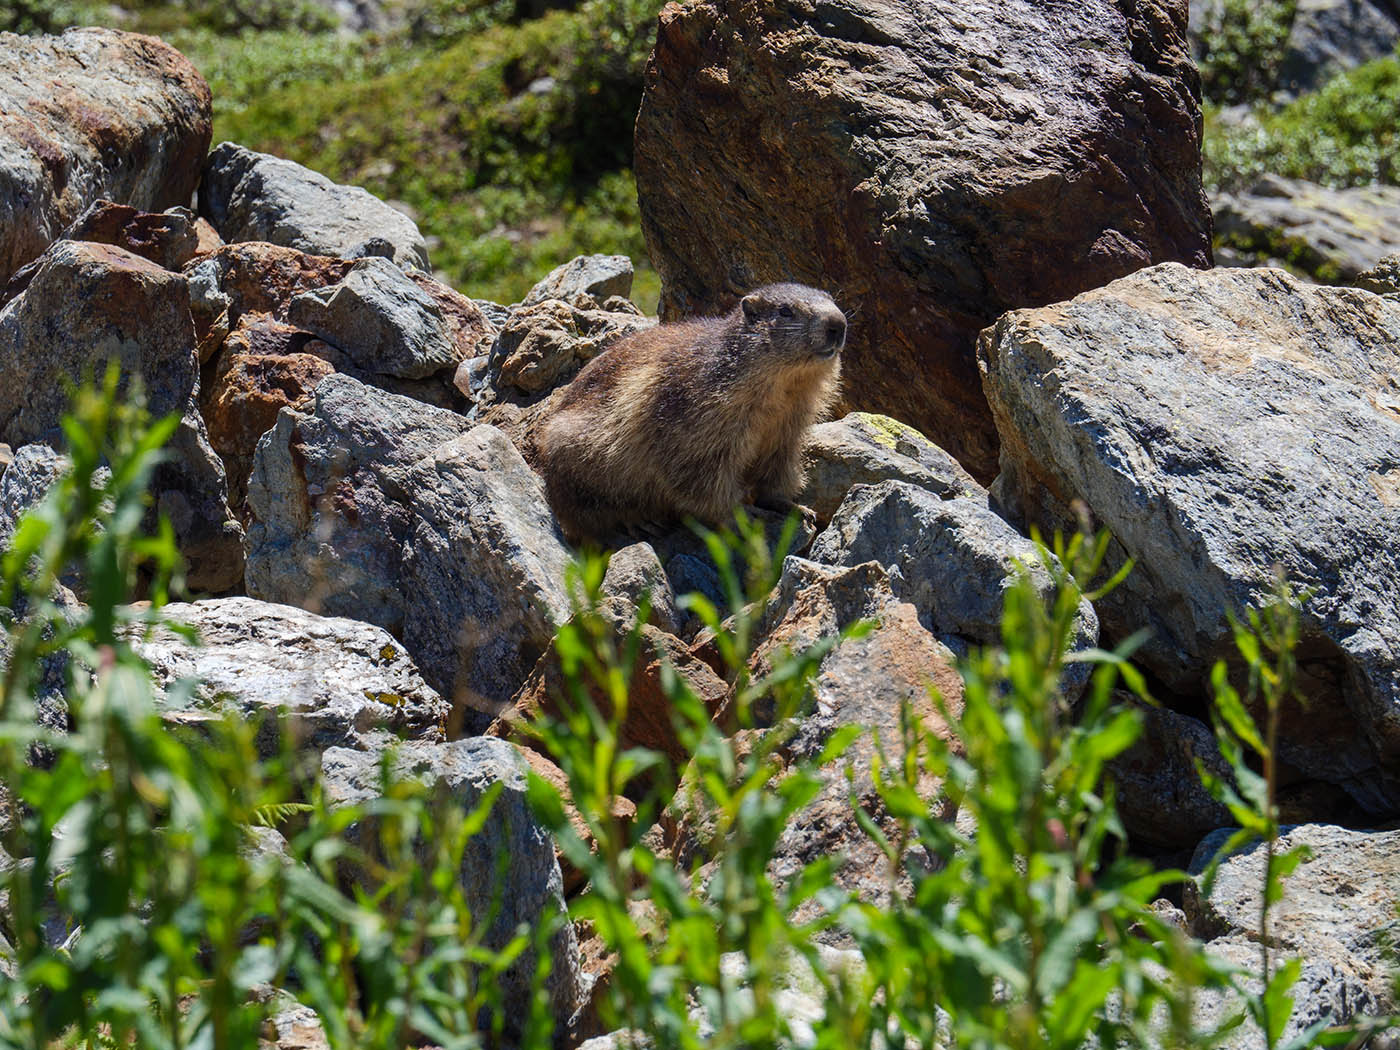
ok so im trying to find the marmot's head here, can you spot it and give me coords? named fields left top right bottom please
left=738, top=284, right=846, bottom=365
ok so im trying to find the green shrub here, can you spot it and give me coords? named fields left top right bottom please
left=0, top=372, right=553, bottom=1047
left=527, top=522, right=1384, bottom=1047
left=1195, top=0, right=1299, bottom=106
left=1204, top=54, right=1400, bottom=192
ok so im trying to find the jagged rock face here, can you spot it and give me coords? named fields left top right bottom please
left=0, top=240, right=243, bottom=591
left=600, top=541, right=683, bottom=636
left=1187, top=824, right=1400, bottom=1010
left=1358, top=252, right=1400, bottom=294
left=473, top=297, right=655, bottom=418
left=184, top=242, right=354, bottom=360
left=200, top=142, right=430, bottom=270
left=979, top=261, right=1400, bottom=813
left=0, top=242, right=196, bottom=436
left=245, top=373, right=572, bottom=729
left=185, top=241, right=489, bottom=409
left=634, top=0, right=1212, bottom=479
left=136, top=597, right=450, bottom=756
left=0, top=28, right=211, bottom=285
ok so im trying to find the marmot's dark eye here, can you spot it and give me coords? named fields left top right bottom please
left=779, top=306, right=794, bottom=318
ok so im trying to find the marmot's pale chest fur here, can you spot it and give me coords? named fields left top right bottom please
left=529, top=283, right=846, bottom=544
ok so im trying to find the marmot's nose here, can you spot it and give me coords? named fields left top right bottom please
left=824, top=311, right=847, bottom=350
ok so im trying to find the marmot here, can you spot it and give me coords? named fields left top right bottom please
left=529, top=283, right=846, bottom=545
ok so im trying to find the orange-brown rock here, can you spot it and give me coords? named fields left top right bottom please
left=1, top=199, right=201, bottom=307
left=0, top=29, right=211, bottom=284
left=184, top=242, right=353, bottom=360
left=635, top=0, right=1212, bottom=479
left=185, top=243, right=492, bottom=399
left=518, top=747, right=637, bottom=895
left=200, top=317, right=334, bottom=514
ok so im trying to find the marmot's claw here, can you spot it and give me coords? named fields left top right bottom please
left=753, top=495, right=817, bottom=529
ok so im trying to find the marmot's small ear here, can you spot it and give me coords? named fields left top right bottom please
left=741, top=294, right=761, bottom=321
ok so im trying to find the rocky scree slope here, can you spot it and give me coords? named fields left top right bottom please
left=0, top=17, right=1397, bottom=1045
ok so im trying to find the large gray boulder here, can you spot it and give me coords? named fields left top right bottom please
left=139, top=597, right=450, bottom=756
left=1187, top=823, right=1400, bottom=1009
left=319, top=737, right=584, bottom=1032
left=0, top=241, right=242, bottom=591
left=200, top=143, right=430, bottom=270
left=246, top=373, right=571, bottom=729
left=1215, top=175, right=1400, bottom=283
left=808, top=480, right=1098, bottom=684
left=979, top=261, right=1400, bottom=813
left=797, top=412, right=980, bottom=523
left=635, top=0, right=1212, bottom=480
left=0, top=28, right=211, bottom=284
left=286, top=256, right=464, bottom=380
left=521, top=253, right=634, bottom=307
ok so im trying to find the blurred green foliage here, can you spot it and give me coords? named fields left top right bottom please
left=1195, top=0, right=1299, bottom=106
left=1204, top=54, right=1400, bottom=192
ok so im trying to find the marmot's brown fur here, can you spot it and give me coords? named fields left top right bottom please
left=529, top=283, right=846, bottom=545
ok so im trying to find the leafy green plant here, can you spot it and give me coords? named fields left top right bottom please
left=841, top=532, right=1224, bottom=1050
left=527, top=525, right=1194, bottom=1047
left=1192, top=580, right=1396, bottom=1049
left=529, top=522, right=1398, bottom=1048
left=527, top=513, right=863, bottom=1047
left=0, top=373, right=554, bottom=1048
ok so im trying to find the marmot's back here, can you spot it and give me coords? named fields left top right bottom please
left=531, top=283, right=845, bottom=544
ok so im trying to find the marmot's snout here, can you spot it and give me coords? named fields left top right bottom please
left=813, top=303, right=847, bottom=358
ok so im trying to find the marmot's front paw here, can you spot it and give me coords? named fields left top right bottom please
left=753, top=495, right=818, bottom=530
